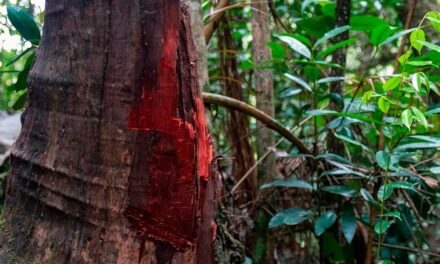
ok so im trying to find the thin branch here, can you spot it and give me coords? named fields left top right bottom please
left=202, top=92, right=311, bottom=154
left=204, top=1, right=270, bottom=44
left=401, top=189, right=424, bottom=229
left=204, top=0, right=232, bottom=44
left=230, top=115, right=314, bottom=194
left=393, top=0, right=418, bottom=73
left=373, top=242, right=440, bottom=258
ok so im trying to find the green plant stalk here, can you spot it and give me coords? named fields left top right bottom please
left=376, top=13, right=429, bottom=262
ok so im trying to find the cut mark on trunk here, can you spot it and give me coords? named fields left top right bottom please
left=124, top=0, right=212, bottom=252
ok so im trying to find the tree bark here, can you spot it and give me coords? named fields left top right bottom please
left=327, top=0, right=351, bottom=155
left=251, top=1, right=275, bottom=264
left=252, top=3, right=275, bottom=176
left=0, top=0, right=218, bottom=263
left=218, top=17, right=256, bottom=206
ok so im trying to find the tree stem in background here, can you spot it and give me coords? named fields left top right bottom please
left=251, top=1, right=276, bottom=263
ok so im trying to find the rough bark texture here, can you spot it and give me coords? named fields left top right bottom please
left=217, top=17, right=256, bottom=263
left=218, top=17, right=256, bottom=205
left=251, top=2, right=275, bottom=264
left=251, top=2, right=275, bottom=179
left=0, top=0, right=218, bottom=263
left=327, top=0, right=350, bottom=155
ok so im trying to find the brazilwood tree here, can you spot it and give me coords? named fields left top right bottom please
left=0, top=0, right=218, bottom=263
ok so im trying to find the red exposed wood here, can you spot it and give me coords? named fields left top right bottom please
left=125, top=0, right=213, bottom=252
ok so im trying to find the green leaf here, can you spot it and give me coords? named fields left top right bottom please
left=267, top=42, right=286, bottom=59
left=377, top=185, right=393, bottom=201
left=304, top=66, right=320, bottom=82
left=314, top=25, right=350, bottom=48
left=316, top=38, right=356, bottom=59
left=317, top=76, right=345, bottom=84
left=388, top=182, right=413, bottom=191
left=341, top=204, right=356, bottom=243
left=406, top=60, right=433, bottom=66
left=12, top=52, right=35, bottom=92
left=322, top=169, right=366, bottom=178
left=417, top=40, right=440, bottom=53
left=360, top=188, right=383, bottom=209
left=329, top=93, right=345, bottom=109
left=261, top=178, right=313, bottom=190
left=316, top=153, right=353, bottom=165
left=378, top=97, right=390, bottom=113
left=296, top=16, right=334, bottom=38
left=269, top=208, right=314, bottom=228
left=411, top=107, right=428, bottom=129
left=411, top=73, right=422, bottom=93
left=382, top=211, right=401, bottom=221
left=401, top=109, right=413, bottom=129
left=314, top=211, right=337, bottom=236
left=410, top=29, right=425, bottom=54
left=307, top=109, right=384, bottom=125
left=378, top=181, right=414, bottom=201
left=360, top=188, right=375, bottom=203
left=334, top=133, right=372, bottom=152
left=322, top=186, right=357, bottom=197
left=430, top=167, right=440, bottom=174
left=12, top=91, right=27, bottom=110
left=291, top=59, right=344, bottom=69
left=383, top=76, right=401, bottom=92
left=361, top=91, right=374, bottom=105
left=395, top=141, right=440, bottom=150
left=376, top=150, right=390, bottom=170
left=374, top=219, right=393, bottom=234
left=426, top=107, right=440, bottom=116
left=427, top=12, right=440, bottom=32
left=277, top=35, right=311, bottom=59
left=421, top=72, right=431, bottom=92
left=399, top=50, right=412, bottom=65
left=350, top=15, right=387, bottom=31
left=280, top=88, right=302, bottom=98
left=370, top=25, right=393, bottom=46
left=7, top=6, right=40, bottom=45
left=284, top=73, right=312, bottom=92
left=381, top=28, right=417, bottom=46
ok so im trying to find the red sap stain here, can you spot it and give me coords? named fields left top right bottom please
left=212, top=223, right=218, bottom=242
left=194, top=97, right=213, bottom=181
left=125, top=0, right=212, bottom=252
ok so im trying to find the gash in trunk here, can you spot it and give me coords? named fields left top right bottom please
left=0, top=0, right=218, bottom=263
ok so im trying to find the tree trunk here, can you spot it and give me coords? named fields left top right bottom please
left=251, top=3, right=275, bottom=178
left=218, top=17, right=256, bottom=207
left=327, top=0, right=350, bottom=155
left=251, top=1, right=276, bottom=263
left=0, top=0, right=218, bottom=263
left=217, top=16, right=256, bottom=263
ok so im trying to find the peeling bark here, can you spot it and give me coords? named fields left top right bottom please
left=0, top=0, right=217, bottom=263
